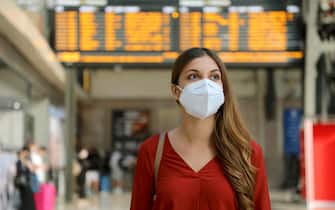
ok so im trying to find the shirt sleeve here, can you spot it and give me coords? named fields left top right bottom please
left=252, top=142, right=271, bottom=210
left=130, top=143, right=155, bottom=210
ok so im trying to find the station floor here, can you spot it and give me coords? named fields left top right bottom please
left=55, top=191, right=307, bottom=210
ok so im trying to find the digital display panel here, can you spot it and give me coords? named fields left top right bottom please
left=54, top=2, right=303, bottom=66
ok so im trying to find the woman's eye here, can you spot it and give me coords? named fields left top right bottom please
left=210, top=74, right=221, bottom=80
left=187, top=74, right=198, bottom=80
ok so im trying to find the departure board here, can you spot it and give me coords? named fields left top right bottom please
left=54, top=2, right=304, bottom=66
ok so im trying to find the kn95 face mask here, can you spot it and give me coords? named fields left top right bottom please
left=177, top=79, right=225, bottom=120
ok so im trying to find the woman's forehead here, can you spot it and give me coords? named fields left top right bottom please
left=182, top=56, right=219, bottom=74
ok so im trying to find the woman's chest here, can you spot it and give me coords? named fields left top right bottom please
left=154, top=155, right=237, bottom=210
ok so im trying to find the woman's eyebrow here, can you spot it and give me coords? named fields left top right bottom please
left=185, top=68, right=219, bottom=73
left=185, top=69, right=200, bottom=73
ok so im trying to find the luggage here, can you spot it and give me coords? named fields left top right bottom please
left=34, top=183, right=56, bottom=210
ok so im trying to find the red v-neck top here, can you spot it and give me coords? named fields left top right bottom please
left=130, top=133, right=271, bottom=210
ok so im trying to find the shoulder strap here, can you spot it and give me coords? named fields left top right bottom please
left=154, top=132, right=166, bottom=191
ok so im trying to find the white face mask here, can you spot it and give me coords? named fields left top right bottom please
left=177, top=79, right=225, bottom=120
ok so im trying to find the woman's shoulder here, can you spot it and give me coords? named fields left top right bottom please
left=250, top=140, right=262, bottom=153
left=138, top=134, right=161, bottom=157
left=250, top=140, right=265, bottom=167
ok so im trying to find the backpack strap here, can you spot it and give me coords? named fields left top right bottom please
left=153, top=132, right=166, bottom=199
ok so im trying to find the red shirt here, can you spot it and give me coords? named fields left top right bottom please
left=130, top=133, right=271, bottom=210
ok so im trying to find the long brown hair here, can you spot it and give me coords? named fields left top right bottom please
left=171, top=48, right=256, bottom=210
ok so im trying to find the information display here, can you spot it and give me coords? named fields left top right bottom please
left=54, top=2, right=303, bottom=66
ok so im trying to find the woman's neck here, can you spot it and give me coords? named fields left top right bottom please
left=179, top=113, right=216, bottom=146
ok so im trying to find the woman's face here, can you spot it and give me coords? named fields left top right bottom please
left=172, top=55, right=223, bottom=99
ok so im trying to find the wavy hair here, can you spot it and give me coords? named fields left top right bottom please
left=171, top=48, right=256, bottom=210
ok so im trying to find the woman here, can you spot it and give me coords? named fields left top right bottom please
left=130, top=48, right=271, bottom=210
left=15, top=147, right=36, bottom=210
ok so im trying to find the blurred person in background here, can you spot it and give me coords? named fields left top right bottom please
left=76, top=148, right=89, bottom=200
left=27, top=142, right=41, bottom=192
left=15, top=147, right=36, bottom=210
left=86, top=147, right=101, bottom=196
left=118, top=151, right=137, bottom=177
left=36, top=146, right=49, bottom=184
left=110, top=143, right=124, bottom=194
left=100, top=150, right=112, bottom=193
left=130, top=48, right=271, bottom=210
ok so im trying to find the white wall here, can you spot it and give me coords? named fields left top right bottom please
left=28, top=98, right=50, bottom=146
left=0, top=110, right=24, bottom=148
left=91, top=69, right=172, bottom=99
left=0, top=68, right=27, bottom=148
left=0, top=68, right=52, bottom=147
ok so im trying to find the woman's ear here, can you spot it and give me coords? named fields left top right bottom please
left=171, top=84, right=181, bottom=101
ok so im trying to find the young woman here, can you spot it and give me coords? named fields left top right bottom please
left=130, top=48, right=271, bottom=210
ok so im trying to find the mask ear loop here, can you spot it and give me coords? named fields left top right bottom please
left=175, top=85, right=183, bottom=92
left=173, top=84, right=183, bottom=105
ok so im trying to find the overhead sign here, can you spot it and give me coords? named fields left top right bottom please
left=54, top=1, right=303, bottom=66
